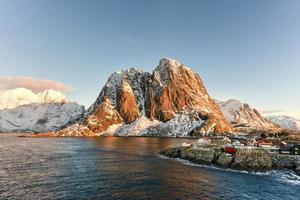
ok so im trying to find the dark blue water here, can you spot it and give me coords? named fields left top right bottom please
left=0, top=133, right=299, bottom=200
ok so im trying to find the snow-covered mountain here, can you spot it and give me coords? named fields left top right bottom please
left=43, top=58, right=233, bottom=137
left=0, top=88, right=70, bottom=110
left=218, top=99, right=280, bottom=132
left=266, top=115, right=300, bottom=131
left=0, top=102, right=84, bottom=133
left=0, top=88, right=84, bottom=133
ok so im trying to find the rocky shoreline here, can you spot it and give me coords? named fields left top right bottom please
left=159, top=144, right=300, bottom=175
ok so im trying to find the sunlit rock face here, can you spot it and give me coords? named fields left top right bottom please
left=51, top=58, right=233, bottom=137
left=116, top=80, right=140, bottom=124
left=83, top=96, right=123, bottom=133
left=146, top=58, right=232, bottom=134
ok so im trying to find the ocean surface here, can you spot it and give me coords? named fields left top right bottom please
left=0, top=133, right=299, bottom=200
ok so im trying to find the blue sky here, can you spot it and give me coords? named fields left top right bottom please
left=0, top=0, right=299, bottom=117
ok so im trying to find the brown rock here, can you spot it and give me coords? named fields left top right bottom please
left=147, top=58, right=232, bottom=133
left=117, top=80, right=140, bottom=123
left=83, top=96, right=123, bottom=133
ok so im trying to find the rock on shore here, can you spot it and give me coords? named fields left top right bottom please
left=160, top=145, right=300, bottom=173
left=270, top=153, right=300, bottom=169
left=231, top=148, right=272, bottom=171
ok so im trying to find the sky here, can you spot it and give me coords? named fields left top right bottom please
left=0, top=0, right=299, bottom=118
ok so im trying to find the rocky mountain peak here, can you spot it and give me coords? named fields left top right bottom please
left=159, top=57, right=181, bottom=66
left=153, top=58, right=194, bottom=86
left=148, top=58, right=223, bottom=123
left=84, top=67, right=151, bottom=119
left=50, top=58, right=233, bottom=137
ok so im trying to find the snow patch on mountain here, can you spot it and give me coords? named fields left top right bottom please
left=106, top=110, right=203, bottom=137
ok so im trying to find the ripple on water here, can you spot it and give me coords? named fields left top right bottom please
left=271, top=170, right=300, bottom=186
left=1, top=135, right=300, bottom=200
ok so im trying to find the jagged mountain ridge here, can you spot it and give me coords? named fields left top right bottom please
left=50, top=58, right=233, bottom=137
left=266, top=115, right=300, bottom=131
left=218, top=99, right=281, bottom=132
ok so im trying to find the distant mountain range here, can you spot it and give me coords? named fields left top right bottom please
left=266, top=115, right=300, bottom=131
left=1, top=58, right=298, bottom=136
left=38, top=58, right=297, bottom=137
left=0, top=88, right=84, bottom=133
left=218, top=99, right=281, bottom=133
left=218, top=99, right=300, bottom=132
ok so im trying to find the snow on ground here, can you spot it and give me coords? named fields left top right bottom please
left=100, top=110, right=204, bottom=137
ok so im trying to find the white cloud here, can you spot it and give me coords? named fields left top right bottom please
left=260, top=109, right=283, bottom=115
left=0, top=76, right=73, bottom=93
left=261, top=109, right=300, bottom=119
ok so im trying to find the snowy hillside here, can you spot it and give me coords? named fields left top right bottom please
left=0, top=88, right=84, bottom=133
left=0, top=102, right=84, bottom=133
left=266, top=116, right=300, bottom=131
left=218, top=99, right=280, bottom=132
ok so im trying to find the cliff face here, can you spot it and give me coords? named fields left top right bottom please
left=83, top=96, right=123, bottom=133
left=147, top=59, right=222, bottom=119
left=51, top=58, right=233, bottom=137
left=117, top=80, right=140, bottom=123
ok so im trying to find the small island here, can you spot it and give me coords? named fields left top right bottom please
left=159, top=136, right=300, bottom=175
